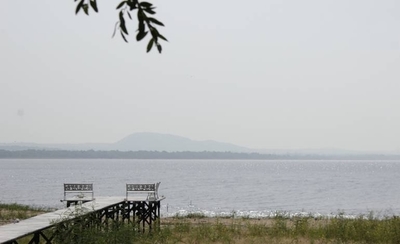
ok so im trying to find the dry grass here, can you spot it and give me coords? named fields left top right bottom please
left=2, top=204, right=400, bottom=243
left=0, top=203, right=49, bottom=225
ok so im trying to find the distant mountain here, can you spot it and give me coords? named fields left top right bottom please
left=111, top=132, right=251, bottom=152
left=1, top=133, right=399, bottom=157
left=0, top=133, right=251, bottom=153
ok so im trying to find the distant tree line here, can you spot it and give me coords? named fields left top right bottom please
left=0, top=149, right=279, bottom=159
left=0, top=149, right=399, bottom=160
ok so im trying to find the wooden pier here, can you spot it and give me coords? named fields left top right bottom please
left=0, top=184, right=165, bottom=244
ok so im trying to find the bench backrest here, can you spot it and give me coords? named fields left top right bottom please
left=64, top=183, right=94, bottom=201
left=126, top=182, right=160, bottom=200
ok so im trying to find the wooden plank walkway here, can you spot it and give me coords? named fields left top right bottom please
left=0, top=197, right=126, bottom=244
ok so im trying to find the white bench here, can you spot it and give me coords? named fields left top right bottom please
left=126, top=182, right=160, bottom=201
left=62, top=183, right=94, bottom=207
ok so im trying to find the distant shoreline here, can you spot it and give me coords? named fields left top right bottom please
left=1, top=149, right=400, bottom=160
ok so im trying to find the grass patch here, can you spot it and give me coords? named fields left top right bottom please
left=186, top=212, right=207, bottom=219
left=3, top=204, right=400, bottom=243
left=0, top=203, right=50, bottom=225
left=50, top=215, right=400, bottom=243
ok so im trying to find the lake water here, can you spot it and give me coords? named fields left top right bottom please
left=1, top=159, right=400, bottom=218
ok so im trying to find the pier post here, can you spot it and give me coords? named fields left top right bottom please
left=126, top=200, right=161, bottom=233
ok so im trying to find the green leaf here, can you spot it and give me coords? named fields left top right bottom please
left=137, top=9, right=146, bottom=22
left=119, top=12, right=128, bottom=34
left=146, top=38, right=154, bottom=52
left=138, top=21, right=145, bottom=33
left=112, top=22, right=119, bottom=38
left=127, top=1, right=137, bottom=11
left=158, top=34, right=168, bottom=42
left=75, top=0, right=84, bottom=14
left=116, top=1, right=126, bottom=10
left=136, top=31, right=148, bottom=41
left=139, top=2, right=153, bottom=8
left=143, top=7, right=156, bottom=15
left=120, top=23, right=128, bottom=35
left=148, top=17, right=164, bottom=26
left=151, top=31, right=158, bottom=43
left=156, top=43, right=162, bottom=53
left=121, top=31, right=128, bottom=43
left=119, top=11, right=124, bottom=24
left=90, top=0, right=98, bottom=12
left=150, top=26, right=159, bottom=36
left=83, top=4, right=89, bottom=15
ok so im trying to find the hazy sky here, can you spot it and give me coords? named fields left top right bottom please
left=1, top=0, right=399, bottom=152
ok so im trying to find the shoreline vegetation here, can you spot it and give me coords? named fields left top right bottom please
left=0, top=203, right=50, bottom=225
left=1, top=149, right=400, bottom=160
left=2, top=204, right=400, bottom=243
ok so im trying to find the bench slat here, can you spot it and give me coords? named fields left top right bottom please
left=126, top=184, right=155, bottom=192
left=126, top=182, right=160, bottom=200
left=63, top=183, right=94, bottom=204
left=64, top=183, right=93, bottom=191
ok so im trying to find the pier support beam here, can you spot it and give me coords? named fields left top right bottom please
left=127, top=201, right=161, bottom=232
left=1, top=198, right=163, bottom=244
